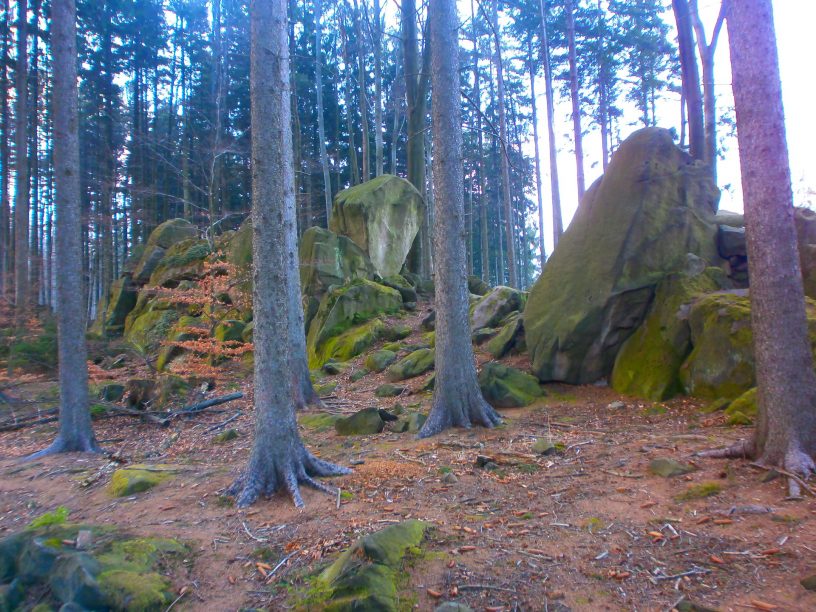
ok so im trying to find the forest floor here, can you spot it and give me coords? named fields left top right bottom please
left=1, top=303, right=815, bottom=611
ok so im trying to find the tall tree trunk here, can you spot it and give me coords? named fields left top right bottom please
left=538, top=0, right=563, bottom=248
left=13, top=0, right=30, bottom=326
left=209, top=0, right=223, bottom=227
left=340, top=12, right=359, bottom=186
left=402, top=0, right=430, bottom=274
left=420, top=0, right=500, bottom=438
left=31, top=0, right=100, bottom=457
left=690, top=0, right=727, bottom=183
left=0, top=0, right=9, bottom=298
left=229, top=0, right=348, bottom=508
left=389, top=52, right=402, bottom=174
left=700, top=0, right=816, bottom=496
left=489, top=2, right=516, bottom=288
left=672, top=0, right=704, bottom=160
left=313, top=0, right=332, bottom=223
left=528, top=42, right=546, bottom=269
left=353, top=0, right=370, bottom=182
left=565, top=0, right=585, bottom=200
left=371, top=0, right=384, bottom=176
left=28, top=0, right=40, bottom=304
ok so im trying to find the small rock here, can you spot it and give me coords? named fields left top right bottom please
left=335, top=407, right=385, bottom=436
left=75, top=530, right=93, bottom=550
left=801, top=574, right=816, bottom=591
left=375, top=383, right=405, bottom=398
left=532, top=439, right=560, bottom=456
left=349, top=368, right=369, bottom=383
left=607, top=400, right=625, bottom=410
left=648, top=458, right=696, bottom=478
left=213, top=429, right=239, bottom=444
left=441, top=472, right=458, bottom=485
left=322, top=360, right=348, bottom=375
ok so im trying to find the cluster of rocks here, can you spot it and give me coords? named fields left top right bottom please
left=524, top=127, right=816, bottom=421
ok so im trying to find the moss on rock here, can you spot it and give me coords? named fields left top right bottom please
left=470, top=286, right=524, bottom=330
left=335, top=407, right=385, bottom=436
left=478, top=363, right=544, bottom=408
left=385, top=348, right=434, bottom=382
left=124, top=309, right=180, bottom=353
left=299, top=226, right=377, bottom=298
left=365, top=349, right=397, bottom=373
left=310, top=318, right=386, bottom=369
left=109, top=465, right=177, bottom=497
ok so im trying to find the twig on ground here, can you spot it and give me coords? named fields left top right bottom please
left=204, top=411, right=242, bottom=433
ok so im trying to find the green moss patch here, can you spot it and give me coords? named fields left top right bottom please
left=299, top=412, right=342, bottom=432
left=677, top=482, right=723, bottom=501
left=109, top=465, right=178, bottom=497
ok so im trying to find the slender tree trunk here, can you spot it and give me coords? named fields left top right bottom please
left=313, top=0, right=332, bottom=223
left=30, top=0, right=99, bottom=457
left=538, top=0, right=563, bottom=247
left=340, top=11, right=359, bottom=186
left=230, top=0, right=349, bottom=508
left=564, top=0, right=585, bottom=200
left=489, top=3, right=516, bottom=288
left=353, top=0, right=370, bottom=182
left=528, top=42, right=546, bottom=269
left=673, top=0, right=704, bottom=160
left=389, top=54, right=402, bottom=174
left=700, top=0, right=816, bottom=495
left=28, top=0, right=41, bottom=304
left=690, top=0, right=727, bottom=183
left=420, top=0, right=500, bottom=438
left=13, top=0, right=30, bottom=326
left=371, top=0, right=384, bottom=176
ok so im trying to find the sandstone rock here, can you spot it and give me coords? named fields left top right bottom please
left=525, top=128, right=720, bottom=384
left=299, top=226, right=377, bottom=298
left=335, top=407, right=386, bottom=435
left=478, top=363, right=544, bottom=408
left=365, top=349, right=398, bottom=373
left=471, top=286, right=524, bottom=330
left=330, top=175, right=424, bottom=277
left=486, top=313, right=525, bottom=358
left=385, top=348, right=435, bottom=382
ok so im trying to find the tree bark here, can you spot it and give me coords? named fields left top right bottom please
left=30, top=0, right=100, bottom=457
left=564, top=0, right=585, bottom=201
left=690, top=0, right=727, bottom=183
left=371, top=0, right=384, bottom=177
left=230, top=0, right=349, bottom=508
left=672, top=0, right=704, bottom=161
left=340, top=11, right=359, bottom=186
left=702, top=0, right=816, bottom=493
left=537, top=0, right=563, bottom=247
left=0, top=0, right=10, bottom=298
left=488, top=2, right=516, bottom=288
left=313, top=0, right=332, bottom=223
left=14, top=0, right=30, bottom=326
left=420, top=0, right=501, bottom=438
left=353, top=0, right=370, bottom=183
left=528, top=42, right=546, bottom=269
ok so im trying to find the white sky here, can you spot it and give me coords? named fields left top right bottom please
left=528, top=0, right=816, bottom=258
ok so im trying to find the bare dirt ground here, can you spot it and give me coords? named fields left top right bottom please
left=1, top=306, right=815, bottom=611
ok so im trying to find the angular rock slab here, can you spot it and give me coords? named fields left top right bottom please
left=525, top=127, right=720, bottom=384
left=330, top=174, right=424, bottom=277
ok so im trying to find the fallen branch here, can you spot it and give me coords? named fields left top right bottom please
left=0, top=415, right=58, bottom=432
left=172, top=392, right=244, bottom=417
left=204, top=411, right=242, bottom=433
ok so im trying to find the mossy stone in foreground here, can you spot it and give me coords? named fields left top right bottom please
left=109, top=465, right=177, bottom=497
left=486, top=314, right=525, bottom=358
left=365, top=349, right=397, bottom=373
left=313, top=520, right=428, bottom=611
left=300, top=412, right=342, bottom=431
left=385, top=348, right=434, bottom=382
left=335, top=408, right=385, bottom=436
left=478, top=363, right=544, bottom=408
left=648, top=458, right=696, bottom=478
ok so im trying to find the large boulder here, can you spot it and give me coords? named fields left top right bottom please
left=524, top=128, right=720, bottom=384
left=611, top=266, right=730, bottom=400
left=385, top=348, right=434, bottom=381
left=478, top=363, right=544, bottom=408
left=679, top=293, right=816, bottom=399
left=471, top=286, right=525, bottom=330
left=329, top=175, right=424, bottom=277
left=306, top=279, right=402, bottom=368
left=299, top=226, right=377, bottom=298
left=148, top=239, right=210, bottom=288
left=796, top=208, right=816, bottom=299
left=131, top=219, right=198, bottom=284
left=93, top=277, right=138, bottom=334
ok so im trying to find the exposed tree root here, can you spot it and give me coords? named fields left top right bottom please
left=418, top=394, right=502, bottom=439
left=228, top=446, right=350, bottom=508
left=694, top=438, right=755, bottom=459
left=26, top=435, right=103, bottom=460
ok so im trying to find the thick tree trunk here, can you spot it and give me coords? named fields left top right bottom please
left=673, top=0, right=704, bottom=161
left=314, top=0, right=332, bottom=223
left=230, top=0, right=349, bottom=508
left=537, top=0, right=563, bottom=247
left=700, top=0, right=816, bottom=495
left=489, top=3, right=516, bottom=288
left=420, top=0, right=501, bottom=438
left=14, top=0, right=30, bottom=326
left=564, top=0, right=585, bottom=201
left=469, top=0, right=489, bottom=282
left=30, top=0, right=100, bottom=457
left=527, top=45, right=546, bottom=269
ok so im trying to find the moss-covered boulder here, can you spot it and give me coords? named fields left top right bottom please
left=306, top=279, right=402, bottom=368
left=374, top=383, right=405, bottom=398
left=611, top=267, right=730, bottom=400
left=93, top=277, right=139, bottom=334
left=524, top=128, right=720, bottom=384
left=385, top=348, right=434, bottom=382
left=109, top=465, right=177, bottom=497
left=478, top=362, right=544, bottom=408
left=471, top=286, right=524, bottom=330
left=380, top=275, right=417, bottom=304
left=148, top=239, right=210, bottom=288
left=723, top=387, right=758, bottom=425
left=124, top=309, right=180, bottom=352
left=156, top=316, right=208, bottom=371
left=313, top=520, right=428, bottom=611
left=0, top=525, right=186, bottom=611
left=365, top=349, right=398, bottom=373
left=310, top=318, right=386, bottom=369
left=335, top=407, right=385, bottom=436
left=648, top=458, right=697, bottom=478
left=467, top=275, right=490, bottom=296
left=299, top=226, right=377, bottom=298
left=131, top=219, right=198, bottom=284
left=486, top=313, right=525, bottom=358
left=213, top=319, right=246, bottom=343
left=329, top=175, right=424, bottom=278
left=679, top=292, right=756, bottom=399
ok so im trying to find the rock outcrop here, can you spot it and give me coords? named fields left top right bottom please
left=525, top=127, right=720, bottom=384
left=329, top=174, right=424, bottom=277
